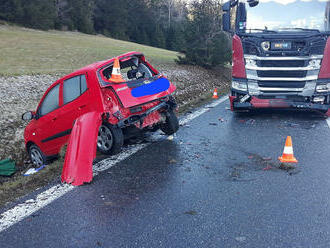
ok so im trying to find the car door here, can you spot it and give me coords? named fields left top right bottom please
left=34, top=83, right=65, bottom=155
left=55, top=73, right=92, bottom=147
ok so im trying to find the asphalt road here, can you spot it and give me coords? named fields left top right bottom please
left=1, top=99, right=330, bottom=248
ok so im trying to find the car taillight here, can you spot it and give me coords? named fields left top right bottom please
left=232, top=35, right=247, bottom=79
left=319, top=37, right=330, bottom=79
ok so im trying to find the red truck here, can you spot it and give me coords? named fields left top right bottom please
left=222, top=0, right=330, bottom=115
left=22, top=52, right=179, bottom=167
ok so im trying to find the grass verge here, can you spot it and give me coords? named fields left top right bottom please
left=0, top=25, right=178, bottom=76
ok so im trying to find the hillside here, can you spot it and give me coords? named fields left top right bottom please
left=0, top=25, right=178, bottom=76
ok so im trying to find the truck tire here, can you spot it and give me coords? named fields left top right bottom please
left=97, top=123, right=124, bottom=155
left=160, top=110, right=179, bottom=135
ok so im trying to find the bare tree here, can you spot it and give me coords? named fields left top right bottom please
left=163, top=0, right=175, bottom=27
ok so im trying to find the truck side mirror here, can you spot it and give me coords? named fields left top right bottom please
left=248, top=0, right=259, bottom=7
left=223, top=12, right=231, bottom=32
left=222, top=2, right=231, bottom=11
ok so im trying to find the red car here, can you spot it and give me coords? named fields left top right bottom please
left=22, top=52, right=179, bottom=167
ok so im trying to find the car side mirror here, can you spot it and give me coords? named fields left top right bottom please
left=22, top=111, right=34, bottom=121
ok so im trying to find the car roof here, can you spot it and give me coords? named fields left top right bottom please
left=71, top=51, right=144, bottom=74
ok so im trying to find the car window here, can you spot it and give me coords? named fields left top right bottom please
left=63, top=75, right=88, bottom=105
left=137, top=63, right=153, bottom=79
left=81, top=75, right=87, bottom=94
left=39, top=84, right=60, bottom=116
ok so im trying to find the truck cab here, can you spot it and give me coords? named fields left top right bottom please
left=222, top=0, right=330, bottom=115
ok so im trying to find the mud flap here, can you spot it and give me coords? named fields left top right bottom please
left=326, top=108, right=330, bottom=117
left=61, top=112, right=102, bottom=186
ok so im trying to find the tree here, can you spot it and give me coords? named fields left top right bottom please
left=67, top=0, right=94, bottom=34
left=177, top=0, right=231, bottom=68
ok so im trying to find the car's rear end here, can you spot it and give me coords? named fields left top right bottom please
left=95, top=52, right=179, bottom=155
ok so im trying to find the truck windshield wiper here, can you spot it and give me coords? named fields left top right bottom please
left=244, top=28, right=277, bottom=33
left=280, top=28, right=320, bottom=32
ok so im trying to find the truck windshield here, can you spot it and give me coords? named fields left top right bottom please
left=245, top=0, right=330, bottom=32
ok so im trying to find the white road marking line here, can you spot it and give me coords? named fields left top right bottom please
left=327, top=118, right=330, bottom=129
left=0, top=96, right=228, bottom=233
left=179, top=95, right=228, bottom=126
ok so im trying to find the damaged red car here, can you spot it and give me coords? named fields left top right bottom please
left=22, top=52, right=179, bottom=166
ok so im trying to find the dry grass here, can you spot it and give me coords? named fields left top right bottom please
left=0, top=25, right=178, bottom=76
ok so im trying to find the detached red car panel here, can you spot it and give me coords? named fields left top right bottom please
left=23, top=52, right=179, bottom=168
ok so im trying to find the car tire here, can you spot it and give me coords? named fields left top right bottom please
left=29, top=144, right=47, bottom=167
left=160, top=109, right=179, bottom=135
left=97, top=123, right=124, bottom=155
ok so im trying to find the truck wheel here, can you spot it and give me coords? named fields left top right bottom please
left=29, top=144, right=47, bottom=167
left=160, top=110, right=179, bottom=135
left=97, top=123, right=124, bottom=155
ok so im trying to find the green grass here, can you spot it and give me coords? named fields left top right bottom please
left=0, top=25, right=178, bottom=76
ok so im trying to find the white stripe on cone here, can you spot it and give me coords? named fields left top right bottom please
left=283, top=146, right=293, bottom=155
left=112, top=68, right=121, bottom=75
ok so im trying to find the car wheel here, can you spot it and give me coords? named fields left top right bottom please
left=160, top=109, right=179, bottom=135
left=29, top=144, right=47, bottom=167
left=97, top=123, right=124, bottom=155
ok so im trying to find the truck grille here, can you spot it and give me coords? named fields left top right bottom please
left=258, top=81, right=306, bottom=88
left=257, top=70, right=307, bottom=78
left=258, top=60, right=306, bottom=67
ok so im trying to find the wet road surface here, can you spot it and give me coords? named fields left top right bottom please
left=1, top=99, right=330, bottom=248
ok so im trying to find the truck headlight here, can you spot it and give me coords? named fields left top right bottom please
left=232, top=81, right=248, bottom=91
left=316, top=84, right=328, bottom=93
left=308, top=59, right=322, bottom=69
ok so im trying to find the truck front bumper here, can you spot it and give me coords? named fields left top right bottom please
left=230, top=96, right=330, bottom=116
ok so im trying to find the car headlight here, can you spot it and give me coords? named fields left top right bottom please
left=232, top=81, right=248, bottom=91
left=308, top=59, right=322, bottom=69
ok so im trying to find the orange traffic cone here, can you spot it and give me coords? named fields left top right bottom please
left=109, top=57, right=125, bottom=83
left=278, top=136, right=298, bottom=163
left=212, top=88, right=219, bottom=99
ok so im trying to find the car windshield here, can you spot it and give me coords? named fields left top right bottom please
left=245, top=0, right=330, bottom=32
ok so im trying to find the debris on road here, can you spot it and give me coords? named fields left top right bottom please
left=218, top=117, right=225, bottom=122
left=184, top=210, right=198, bottom=215
left=279, top=163, right=296, bottom=171
left=167, top=135, right=174, bottom=141
left=23, top=164, right=46, bottom=176
left=235, top=236, right=247, bottom=242
left=262, top=165, right=273, bottom=171
left=246, top=119, right=256, bottom=125
left=209, top=122, right=218, bottom=126
left=168, top=159, right=177, bottom=164
left=0, top=159, right=16, bottom=176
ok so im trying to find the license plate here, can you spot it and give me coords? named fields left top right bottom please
left=240, top=94, right=250, bottom=103
left=271, top=42, right=292, bottom=50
